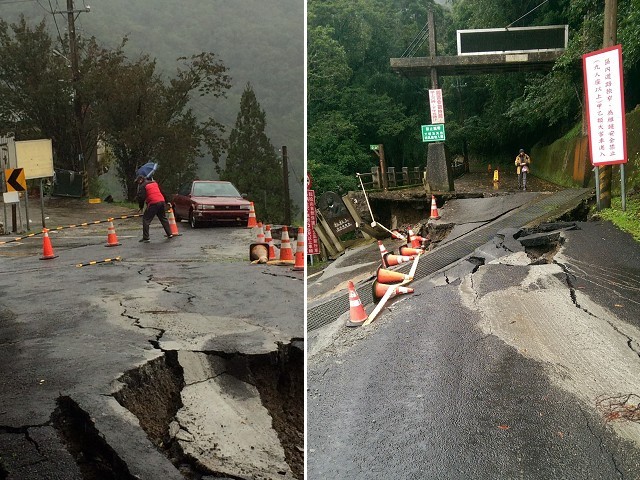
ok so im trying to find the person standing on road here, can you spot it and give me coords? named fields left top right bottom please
left=136, top=175, right=174, bottom=242
left=515, top=148, right=531, bottom=191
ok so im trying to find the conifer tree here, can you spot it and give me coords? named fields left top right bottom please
left=222, top=83, right=286, bottom=223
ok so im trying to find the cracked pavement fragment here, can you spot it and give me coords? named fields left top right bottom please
left=461, top=260, right=640, bottom=447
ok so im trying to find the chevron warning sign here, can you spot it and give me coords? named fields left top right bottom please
left=5, top=168, right=26, bottom=192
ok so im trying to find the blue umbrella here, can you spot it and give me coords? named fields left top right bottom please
left=135, top=162, right=158, bottom=179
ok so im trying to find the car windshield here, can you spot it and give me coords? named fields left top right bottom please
left=192, top=182, right=241, bottom=197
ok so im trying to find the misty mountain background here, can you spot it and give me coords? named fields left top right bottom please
left=0, top=0, right=304, bottom=212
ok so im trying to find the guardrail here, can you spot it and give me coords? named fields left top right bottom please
left=358, top=166, right=425, bottom=190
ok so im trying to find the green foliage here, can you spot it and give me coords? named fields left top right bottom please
left=0, top=16, right=232, bottom=201
left=221, top=83, right=289, bottom=224
left=596, top=196, right=640, bottom=242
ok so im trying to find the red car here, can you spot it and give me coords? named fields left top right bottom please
left=172, top=180, right=251, bottom=228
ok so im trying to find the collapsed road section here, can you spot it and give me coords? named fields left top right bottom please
left=0, top=222, right=304, bottom=480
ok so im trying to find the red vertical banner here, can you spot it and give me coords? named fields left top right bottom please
left=306, top=173, right=320, bottom=255
left=583, top=45, right=627, bottom=166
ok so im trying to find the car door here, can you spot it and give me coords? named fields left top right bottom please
left=173, top=182, right=193, bottom=218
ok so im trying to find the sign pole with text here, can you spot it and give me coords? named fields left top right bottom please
left=582, top=44, right=627, bottom=211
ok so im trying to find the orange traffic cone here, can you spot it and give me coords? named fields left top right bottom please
left=167, top=207, right=181, bottom=236
left=346, top=281, right=368, bottom=327
left=391, top=230, right=404, bottom=240
left=376, top=266, right=411, bottom=284
left=105, top=219, right=121, bottom=247
left=265, top=225, right=277, bottom=260
left=400, top=245, right=424, bottom=256
left=247, top=202, right=257, bottom=228
left=377, top=241, right=389, bottom=263
left=40, top=228, right=58, bottom=260
left=429, top=195, right=440, bottom=220
left=372, top=280, right=414, bottom=301
left=279, top=226, right=294, bottom=261
left=292, top=227, right=305, bottom=271
left=383, top=252, right=414, bottom=267
left=256, top=222, right=265, bottom=243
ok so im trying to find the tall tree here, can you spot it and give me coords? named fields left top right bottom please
left=221, top=83, right=287, bottom=223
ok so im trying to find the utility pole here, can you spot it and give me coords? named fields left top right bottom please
left=58, top=1, right=92, bottom=187
left=599, top=0, right=617, bottom=209
left=282, top=146, right=291, bottom=225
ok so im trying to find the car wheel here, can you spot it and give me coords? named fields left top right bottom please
left=189, top=210, right=199, bottom=229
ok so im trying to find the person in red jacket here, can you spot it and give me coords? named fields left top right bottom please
left=136, top=175, right=173, bottom=242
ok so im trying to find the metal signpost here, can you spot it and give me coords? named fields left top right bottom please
left=421, top=124, right=446, bottom=143
left=582, top=44, right=627, bottom=210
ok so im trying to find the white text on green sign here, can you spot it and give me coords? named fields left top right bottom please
left=421, top=124, right=445, bottom=142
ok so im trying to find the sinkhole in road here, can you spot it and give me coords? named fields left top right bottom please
left=113, top=341, right=304, bottom=479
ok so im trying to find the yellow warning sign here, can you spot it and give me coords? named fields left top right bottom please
left=5, top=168, right=27, bottom=192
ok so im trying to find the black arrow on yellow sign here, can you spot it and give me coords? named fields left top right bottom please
left=5, top=168, right=26, bottom=192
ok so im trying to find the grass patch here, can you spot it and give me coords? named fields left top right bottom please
left=596, top=195, right=640, bottom=242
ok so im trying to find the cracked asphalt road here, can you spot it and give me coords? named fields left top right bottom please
left=0, top=205, right=303, bottom=479
left=308, top=214, right=640, bottom=478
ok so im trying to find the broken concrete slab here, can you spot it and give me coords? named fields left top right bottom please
left=519, top=231, right=561, bottom=248
left=176, top=373, right=293, bottom=479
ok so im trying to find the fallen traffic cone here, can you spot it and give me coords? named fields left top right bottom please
left=246, top=202, right=257, bottom=228
left=372, top=280, right=414, bottom=301
left=250, top=243, right=269, bottom=264
left=265, top=225, right=277, bottom=260
left=256, top=222, right=265, bottom=243
left=292, top=227, right=305, bottom=271
left=376, top=266, right=412, bottom=284
left=279, top=226, right=294, bottom=261
left=391, top=230, right=404, bottom=240
left=105, top=219, right=121, bottom=247
left=383, top=252, right=414, bottom=267
left=400, top=245, right=424, bottom=256
left=429, top=195, right=441, bottom=220
left=40, top=228, right=58, bottom=260
left=167, top=207, right=181, bottom=236
left=346, top=281, right=368, bottom=327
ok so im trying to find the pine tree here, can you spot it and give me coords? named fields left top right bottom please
left=223, top=83, right=286, bottom=223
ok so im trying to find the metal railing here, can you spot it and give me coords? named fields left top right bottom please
left=358, top=166, right=425, bottom=190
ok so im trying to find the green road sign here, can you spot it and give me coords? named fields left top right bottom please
left=421, top=124, right=446, bottom=142
left=370, top=144, right=379, bottom=151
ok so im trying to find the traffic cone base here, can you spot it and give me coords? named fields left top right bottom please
left=279, top=226, right=294, bottom=261
left=372, top=281, right=414, bottom=301
left=377, top=266, right=411, bottom=285
left=399, top=246, right=424, bottom=257
left=346, top=281, right=367, bottom=327
left=292, top=227, right=305, bottom=271
left=429, top=195, right=441, bottom=220
left=246, top=202, right=257, bottom=228
left=383, top=252, right=414, bottom=267
left=167, top=208, right=182, bottom=236
left=40, top=229, right=58, bottom=260
left=105, top=220, right=121, bottom=247
left=250, top=243, right=269, bottom=264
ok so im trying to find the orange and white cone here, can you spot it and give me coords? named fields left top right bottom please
left=292, top=227, right=305, bottom=271
left=372, top=280, right=414, bottom=301
left=408, top=229, right=420, bottom=248
left=429, top=195, right=441, bottom=220
left=383, top=252, right=414, bottom=267
left=377, top=241, right=389, bottom=264
left=105, top=219, right=121, bottom=247
left=40, top=228, right=58, bottom=260
left=265, top=225, right=277, bottom=260
left=400, top=245, right=424, bottom=256
left=376, top=266, right=411, bottom=284
left=246, top=202, right=257, bottom=228
left=279, top=226, right=294, bottom=261
left=167, top=207, right=181, bottom=236
left=256, top=222, right=265, bottom=244
left=346, top=281, right=368, bottom=327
